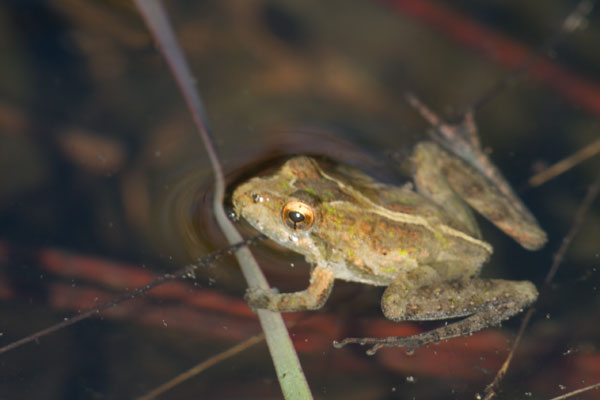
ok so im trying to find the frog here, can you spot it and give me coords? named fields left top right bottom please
left=232, top=125, right=547, bottom=355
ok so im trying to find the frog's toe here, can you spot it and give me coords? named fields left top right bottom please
left=334, top=334, right=426, bottom=356
left=365, top=336, right=423, bottom=355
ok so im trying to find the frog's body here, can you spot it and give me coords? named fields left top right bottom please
left=232, top=140, right=547, bottom=354
left=240, top=153, right=493, bottom=287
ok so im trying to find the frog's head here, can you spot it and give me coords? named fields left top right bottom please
left=232, top=156, right=327, bottom=259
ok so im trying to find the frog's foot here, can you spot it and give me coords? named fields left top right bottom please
left=406, top=93, right=547, bottom=251
left=334, top=302, right=528, bottom=356
left=412, top=140, right=547, bottom=250
left=245, top=287, right=280, bottom=311
left=336, top=276, right=539, bottom=355
left=244, top=285, right=329, bottom=312
left=333, top=336, right=423, bottom=356
left=404, top=92, right=481, bottom=161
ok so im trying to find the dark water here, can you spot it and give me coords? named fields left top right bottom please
left=0, top=1, right=599, bottom=399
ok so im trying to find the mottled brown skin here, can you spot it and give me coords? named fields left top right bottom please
left=233, top=141, right=547, bottom=354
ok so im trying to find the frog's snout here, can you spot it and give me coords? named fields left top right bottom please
left=232, top=184, right=261, bottom=209
left=231, top=181, right=272, bottom=222
left=231, top=184, right=250, bottom=216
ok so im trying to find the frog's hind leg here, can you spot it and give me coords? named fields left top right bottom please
left=411, top=141, right=481, bottom=238
left=412, top=141, right=547, bottom=250
left=334, top=267, right=538, bottom=355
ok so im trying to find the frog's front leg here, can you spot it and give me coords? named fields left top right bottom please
left=334, top=266, right=538, bottom=355
left=245, top=265, right=335, bottom=312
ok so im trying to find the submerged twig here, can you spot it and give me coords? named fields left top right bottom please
left=547, top=381, right=600, bottom=400
left=545, top=173, right=600, bottom=286
left=138, top=314, right=303, bottom=400
left=0, top=236, right=263, bottom=355
left=132, top=1, right=313, bottom=399
left=528, top=138, right=600, bottom=188
left=138, top=332, right=266, bottom=400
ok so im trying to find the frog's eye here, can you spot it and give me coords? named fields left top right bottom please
left=281, top=201, right=314, bottom=231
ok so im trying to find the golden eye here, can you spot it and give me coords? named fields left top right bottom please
left=281, top=201, right=315, bottom=231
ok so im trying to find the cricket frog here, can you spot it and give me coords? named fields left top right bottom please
left=232, top=131, right=547, bottom=354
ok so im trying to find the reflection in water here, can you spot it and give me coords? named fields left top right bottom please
left=156, top=168, right=218, bottom=261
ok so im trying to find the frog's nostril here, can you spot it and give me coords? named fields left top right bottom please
left=227, top=209, right=238, bottom=221
left=251, top=193, right=261, bottom=203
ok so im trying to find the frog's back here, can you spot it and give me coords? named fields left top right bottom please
left=314, top=161, right=492, bottom=282
left=324, top=162, right=472, bottom=234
